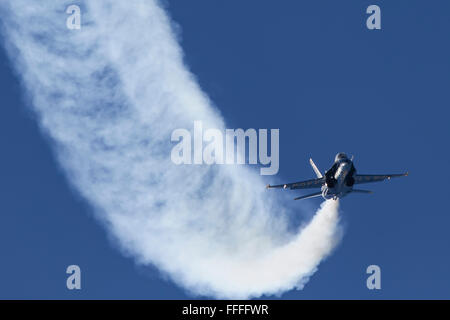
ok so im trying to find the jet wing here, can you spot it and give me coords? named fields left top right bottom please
left=267, top=177, right=324, bottom=190
left=354, top=172, right=408, bottom=184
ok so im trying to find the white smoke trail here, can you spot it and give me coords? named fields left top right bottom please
left=0, top=1, right=343, bottom=298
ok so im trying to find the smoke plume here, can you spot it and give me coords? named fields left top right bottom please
left=0, top=0, right=342, bottom=298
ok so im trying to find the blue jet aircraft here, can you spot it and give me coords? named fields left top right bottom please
left=267, top=153, right=408, bottom=200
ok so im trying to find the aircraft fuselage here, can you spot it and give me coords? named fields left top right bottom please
left=322, top=155, right=355, bottom=200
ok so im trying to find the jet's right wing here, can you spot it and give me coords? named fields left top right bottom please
left=267, top=177, right=324, bottom=190
left=353, top=172, right=408, bottom=184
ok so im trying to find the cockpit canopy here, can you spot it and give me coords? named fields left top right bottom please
left=335, top=152, right=348, bottom=162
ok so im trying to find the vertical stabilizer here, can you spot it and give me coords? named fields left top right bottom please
left=309, top=158, right=323, bottom=178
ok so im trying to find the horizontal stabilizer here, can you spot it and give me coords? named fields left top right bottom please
left=294, top=191, right=323, bottom=200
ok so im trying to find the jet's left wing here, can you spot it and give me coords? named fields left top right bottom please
left=354, top=172, right=408, bottom=184
left=267, top=177, right=324, bottom=190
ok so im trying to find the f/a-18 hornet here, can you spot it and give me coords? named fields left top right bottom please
left=266, top=153, right=408, bottom=201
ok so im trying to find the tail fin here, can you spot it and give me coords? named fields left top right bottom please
left=309, top=158, right=323, bottom=178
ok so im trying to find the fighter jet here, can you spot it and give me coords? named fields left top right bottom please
left=266, top=152, right=408, bottom=200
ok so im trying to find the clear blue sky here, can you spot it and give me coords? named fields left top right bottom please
left=1, top=0, right=449, bottom=299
